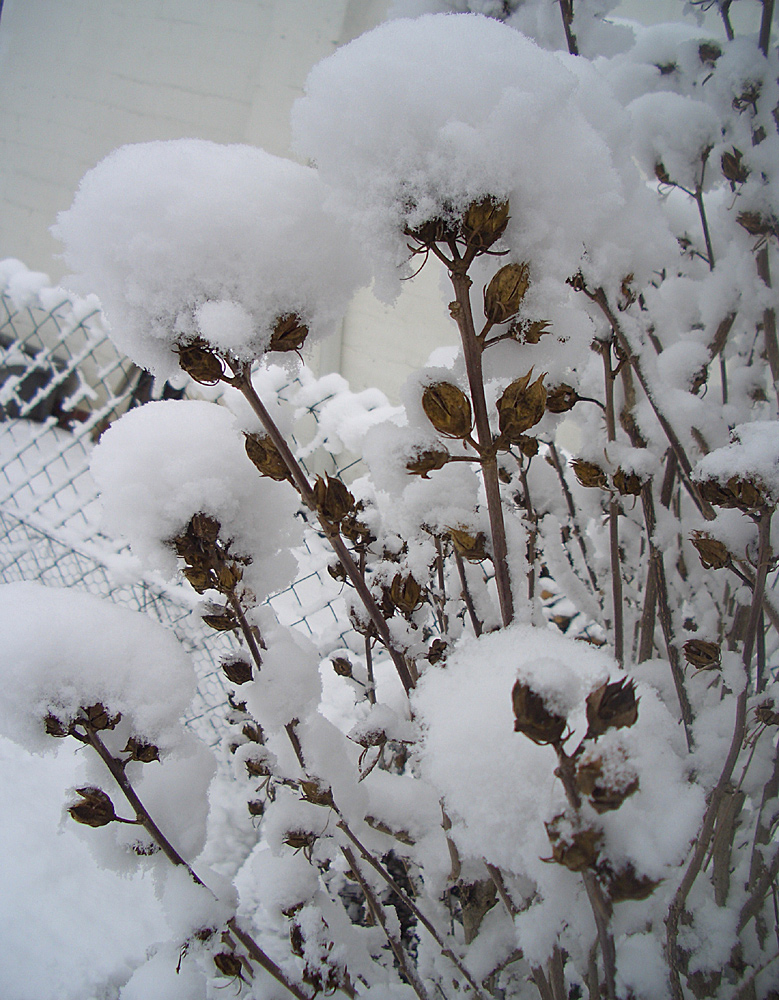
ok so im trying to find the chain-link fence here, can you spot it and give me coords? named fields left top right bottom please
left=0, top=262, right=357, bottom=744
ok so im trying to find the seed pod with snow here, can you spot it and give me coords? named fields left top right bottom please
left=690, top=531, right=730, bottom=570
left=586, top=678, right=638, bottom=738
left=497, top=371, right=547, bottom=443
left=683, top=639, right=721, bottom=670
left=484, top=262, right=530, bottom=325
left=422, top=383, right=473, bottom=440
left=68, top=787, right=118, bottom=828
left=545, top=813, right=602, bottom=872
left=462, top=197, right=510, bottom=252
left=512, top=680, right=567, bottom=746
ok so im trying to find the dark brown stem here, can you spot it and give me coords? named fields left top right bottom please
left=557, top=0, right=579, bottom=55
left=720, top=0, right=735, bottom=40
left=433, top=535, right=449, bottom=635
left=517, top=460, right=538, bottom=603
left=449, top=271, right=514, bottom=626
left=341, top=845, right=433, bottom=1000
left=600, top=342, right=624, bottom=666
left=225, top=590, right=265, bottom=672
left=759, top=0, right=775, bottom=56
left=756, top=247, right=779, bottom=410
left=637, top=549, right=658, bottom=662
left=233, top=367, right=415, bottom=694
left=547, top=441, right=600, bottom=594
left=453, top=546, right=483, bottom=637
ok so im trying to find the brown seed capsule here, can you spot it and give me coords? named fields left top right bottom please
left=44, top=713, right=69, bottom=738
left=300, top=780, right=334, bottom=807
left=497, top=370, right=547, bottom=443
left=602, top=863, right=660, bottom=902
left=313, top=474, right=355, bottom=523
left=586, top=678, right=639, bottom=738
left=427, top=638, right=448, bottom=664
left=216, top=562, right=242, bottom=592
left=406, top=447, right=451, bottom=478
left=340, top=511, right=374, bottom=546
left=484, top=262, right=530, bottom=325
left=245, top=756, right=272, bottom=778
left=175, top=339, right=225, bottom=384
left=699, top=476, right=767, bottom=510
left=82, top=702, right=121, bottom=731
left=571, top=459, right=609, bottom=490
left=612, top=468, right=644, bottom=497
left=683, top=639, right=721, bottom=670
left=182, top=565, right=211, bottom=593
left=462, top=197, right=510, bottom=251
left=222, top=656, right=253, bottom=685
left=575, top=751, right=639, bottom=814
left=655, top=161, right=673, bottom=186
left=721, top=148, right=749, bottom=187
left=690, top=531, right=730, bottom=570
left=514, top=319, right=552, bottom=344
left=512, top=680, right=567, bottom=745
left=422, top=383, right=473, bottom=439
left=545, top=813, right=602, bottom=872
left=248, top=799, right=264, bottom=817
left=202, top=611, right=239, bottom=632
left=698, top=41, right=721, bottom=65
left=737, top=211, right=778, bottom=238
left=284, top=830, right=317, bottom=851
left=189, top=512, right=221, bottom=543
left=269, top=313, right=309, bottom=352
left=242, top=723, right=264, bottom=743
left=122, top=737, right=160, bottom=763
left=331, top=656, right=353, bottom=677
left=389, top=573, right=423, bottom=615
left=69, top=786, right=117, bottom=827
left=517, top=435, right=539, bottom=458
left=448, top=526, right=488, bottom=562
left=244, top=433, right=291, bottom=483
left=213, top=952, right=244, bottom=980
left=546, top=384, right=579, bottom=414
left=755, top=701, right=779, bottom=726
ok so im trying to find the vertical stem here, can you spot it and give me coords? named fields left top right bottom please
left=449, top=270, right=515, bottom=626
left=757, top=248, right=779, bottom=410
left=601, top=343, right=624, bottom=666
left=557, top=0, right=579, bottom=55
left=547, top=441, right=600, bottom=594
left=759, top=0, right=775, bottom=56
left=454, top=546, right=483, bottom=637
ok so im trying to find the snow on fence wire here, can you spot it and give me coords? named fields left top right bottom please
left=0, top=262, right=355, bottom=743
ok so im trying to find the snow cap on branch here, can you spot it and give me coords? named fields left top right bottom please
left=54, top=140, right=369, bottom=377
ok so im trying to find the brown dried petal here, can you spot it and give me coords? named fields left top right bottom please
left=69, top=786, right=117, bottom=827
left=44, top=713, right=69, bottom=738
left=512, top=680, right=567, bottom=745
left=202, top=611, right=239, bottom=632
left=189, top=512, right=220, bottom=543
left=721, top=148, right=749, bottom=186
left=497, top=371, right=547, bottom=442
left=683, top=639, right=721, bottom=670
left=269, top=314, right=309, bottom=352
left=586, top=678, right=638, bottom=738
left=422, top=383, right=473, bottom=439
left=737, top=211, right=777, bottom=238
left=244, top=433, right=291, bottom=482
left=427, top=638, right=448, bottom=664
left=690, top=531, right=730, bottom=570
left=406, top=447, right=451, bottom=478
left=484, top=262, right=530, bottom=325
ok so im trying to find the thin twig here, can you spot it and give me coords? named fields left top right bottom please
left=759, top=0, right=775, bottom=56
left=453, top=546, right=483, bottom=637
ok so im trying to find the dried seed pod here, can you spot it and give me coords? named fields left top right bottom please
left=698, top=41, right=721, bottom=65
left=602, top=862, right=660, bottom=902
left=422, top=383, right=473, bottom=439
left=655, top=161, right=673, bottom=185
left=213, top=952, right=245, bottom=980
left=497, top=370, right=547, bottom=442
left=699, top=476, right=767, bottom=510
left=484, top=262, right=530, bottom=324
left=242, top=723, right=264, bottom=743
left=340, top=511, right=374, bottom=546
left=82, top=702, right=121, bottom=731
left=331, top=656, right=353, bottom=677
left=222, top=655, right=253, bottom=685
left=690, top=531, right=730, bottom=570
left=300, top=780, right=334, bottom=808
left=755, top=701, right=779, bottom=726
left=189, top=512, right=221, bottom=543
left=683, top=639, right=721, bottom=670
left=245, top=756, right=272, bottom=778
left=269, top=313, right=309, bottom=352
left=512, top=680, right=567, bottom=745
left=513, top=319, right=551, bottom=344
left=737, top=211, right=778, bottom=238
left=248, top=799, right=264, bottom=818
left=404, top=215, right=460, bottom=248
left=448, top=526, right=488, bottom=562
left=201, top=610, right=239, bottom=632
left=575, top=750, right=639, bottom=813
left=721, top=147, right=749, bottom=187
left=612, top=468, right=644, bottom=497
left=175, top=339, right=225, bottom=384
left=546, top=384, right=579, bottom=414
left=44, top=713, right=69, bottom=738
left=545, top=813, right=602, bottom=872
left=571, top=459, right=608, bottom=490
left=462, top=196, right=510, bottom=251
left=69, top=786, right=117, bottom=827
left=284, top=830, right=317, bottom=851
left=586, top=678, right=639, bottom=738
left=406, top=447, right=451, bottom=478
left=427, top=638, right=448, bottom=664
left=122, top=737, right=160, bottom=763
left=389, top=573, right=423, bottom=615
left=182, top=566, right=211, bottom=593
left=244, top=433, right=291, bottom=483
left=216, top=562, right=242, bottom=592
left=313, top=474, right=355, bottom=523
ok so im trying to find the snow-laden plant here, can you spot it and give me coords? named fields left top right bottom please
left=3, top=4, right=779, bottom=998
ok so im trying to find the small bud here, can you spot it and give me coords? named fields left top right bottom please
left=244, top=433, right=291, bottom=483
left=546, top=384, right=579, bottom=414
left=655, top=161, right=673, bottom=186
left=512, top=680, right=567, bottom=745
left=313, top=474, right=355, bottom=523
left=602, top=862, right=660, bottom=902
left=213, top=952, right=244, bottom=980
left=484, top=262, right=530, bottom=324
left=571, top=459, right=609, bottom=490
left=406, top=446, right=451, bottom=478
left=448, top=526, right=488, bottom=562
left=122, top=737, right=160, bottom=763
left=586, top=678, right=639, bottom=738
left=269, top=314, right=309, bottom=352
left=683, top=639, right=721, bottom=670
left=222, top=655, right=253, bottom=685
left=497, top=370, right=547, bottom=443
left=612, top=468, right=644, bottom=497
left=68, top=786, right=117, bottom=827
left=545, top=813, right=602, bottom=872
left=422, top=383, right=473, bottom=439
left=389, top=573, right=423, bottom=615
left=175, top=339, right=225, bottom=384
left=331, top=656, right=353, bottom=677
left=462, top=197, right=510, bottom=251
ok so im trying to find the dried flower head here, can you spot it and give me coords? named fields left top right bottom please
left=575, top=747, right=639, bottom=813
left=244, top=433, right=292, bottom=483
left=690, top=531, right=730, bottom=570
left=602, top=862, right=660, bottom=902
left=313, top=474, right=355, bottom=524
left=683, top=639, right=721, bottom=670
left=406, top=446, right=451, bottom=478
left=497, top=370, right=547, bottom=443
left=448, top=526, right=488, bottom=562
left=462, top=197, right=510, bottom=252
left=484, top=262, right=530, bottom=325
left=545, top=813, right=602, bottom=872
left=269, top=313, right=309, bottom=352
left=512, top=680, right=567, bottom=745
left=612, top=468, right=644, bottom=497
left=545, top=384, right=579, bottom=414
left=175, top=338, right=226, bottom=385
left=571, top=459, right=608, bottom=490
left=586, top=678, right=638, bottom=738
left=68, top=786, right=118, bottom=827
left=422, top=383, right=473, bottom=440
left=222, top=655, right=253, bottom=685
left=389, top=573, right=424, bottom=616
left=122, top=737, right=160, bottom=763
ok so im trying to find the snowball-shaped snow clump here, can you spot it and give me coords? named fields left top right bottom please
left=293, top=13, right=669, bottom=293
left=54, top=140, right=369, bottom=377
left=0, top=582, right=195, bottom=754
left=90, top=398, right=301, bottom=596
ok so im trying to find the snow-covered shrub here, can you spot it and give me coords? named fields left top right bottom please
left=4, top=3, right=779, bottom=998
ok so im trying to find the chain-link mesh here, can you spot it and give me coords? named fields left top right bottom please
left=0, top=266, right=356, bottom=744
